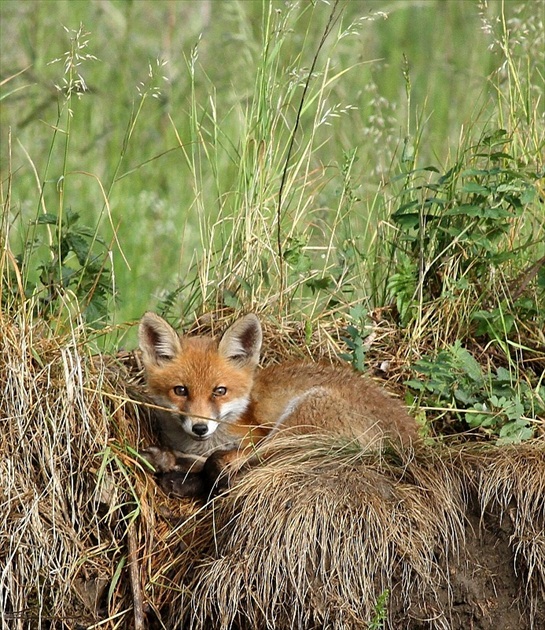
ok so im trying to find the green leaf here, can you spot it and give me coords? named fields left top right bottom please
left=306, top=277, right=331, bottom=293
left=284, top=236, right=311, bottom=273
left=497, top=420, right=534, bottom=444
left=496, top=182, right=527, bottom=194
left=474, top=152, right=513, bottom=161
left=108, top=555, right=127, bottom=603
left=76, top=225, right=102, bottom=239
left=461, top=182, right=489, bottom=194
left=349, top=304, right=366, bottom=321
left=443, top=204, right=512, bottom=219
left=64, top=207, right=81, bottom=227
left=520, top=185, right=535, bottom=205
left=538, top=266, right=545, bottom=289
left=405, top=379, right=425, bottom=391
left=461, top=168, right=491, bottom=177
left=392, top=199, right=419, bottom=214
left=391, top=212, right=420, bottom=230
left=437, top=165, right=460, bottom=184
left=36, top=213, right=58, bottom=225
left=481, top=128, right=509, bottom=147
left=495, top=367, right=512, bottom=383
left=453, top=388, right=478, bottom=405
left=465, top=411, right=490, bottom=429
left=66, top=233, right=90, bottom=265
left=222, top=290, right=241, bottom=309
left=452, top=343, right=483, bottom=383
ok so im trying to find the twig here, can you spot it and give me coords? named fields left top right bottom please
left=510, top=254, right=545, bottom=300
left=127, top=519, right=146, bottom=630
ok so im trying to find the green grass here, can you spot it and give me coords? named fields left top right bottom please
left=1, top=0, right=544, bottom=440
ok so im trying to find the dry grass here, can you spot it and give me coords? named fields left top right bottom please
left=180, top=442, right=464, bottom=629
left=173, top=438, right=545, bottom=630
left=0, top=310, right=153, bottom=629
left=1, top=311, right=544, bottom=629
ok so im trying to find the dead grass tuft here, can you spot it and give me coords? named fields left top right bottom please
left=179, top=441, right=462, bottom=629
left=169, top=438, right=544, bottom=629
left=0, top=311, right=163, bottom=628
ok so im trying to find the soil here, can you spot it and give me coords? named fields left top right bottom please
left=390, top=500, right=544, bottom=630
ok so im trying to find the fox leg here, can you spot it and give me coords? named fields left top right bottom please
left=141, top=445, right=206, bottom=473
left=199, top=448, right=244, bottom=495
left=155, top=469, right=210, bottom=498
left=141, top=446, right=242, bottom=499
left=141, top=446, right=208, bottom=498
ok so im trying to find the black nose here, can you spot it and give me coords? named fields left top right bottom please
left=192, top=423, right=209, bottom=437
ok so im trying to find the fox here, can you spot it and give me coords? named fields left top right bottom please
left=138, top=312, right=418, bottom=497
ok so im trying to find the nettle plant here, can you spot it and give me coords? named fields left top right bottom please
left=407, top=341, right=543, bottom=443
left=387, top=128, right=544, bottom=441
left=339, top=304, right=370, bottom=373
left=388, top=129, right=541, bottom=323
left=32, top=208, right=112, bottom=323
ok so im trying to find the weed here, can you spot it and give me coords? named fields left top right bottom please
left=31, top=208, right=112, bottom=323
left=390, top=129, right=541, bottom=305
left=339, top=304, right=370, bottom=373
left=407, top=341, right=543, bottom=442
left=384, top=122, right=544, bottom=440
left=368, top=589, right=390, bottom=630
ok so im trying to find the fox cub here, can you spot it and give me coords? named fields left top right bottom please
left=139, top=312, right=417, bottom=496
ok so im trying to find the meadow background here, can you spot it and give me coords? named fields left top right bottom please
left=1, top=0, right=544, bottom=439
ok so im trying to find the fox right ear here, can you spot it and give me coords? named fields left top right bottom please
left=138, top=312, right=181, bottom=365
left=218, top=314, right=262, bottom=368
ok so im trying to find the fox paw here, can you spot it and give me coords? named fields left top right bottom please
left=155, top=470, right=209, bottom=499
left=140, top=447, right=238, bottom=500
left=141, top=446, right=205, bottom=473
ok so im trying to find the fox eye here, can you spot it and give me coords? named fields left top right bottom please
left=173, top=385, right=188, bottom=397
left=213, top=386, right=227, bottom=397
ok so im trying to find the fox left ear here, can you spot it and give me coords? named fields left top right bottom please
left=218, top=314, right=262, bottom=368
left=139, top=312, right=181, bottom=365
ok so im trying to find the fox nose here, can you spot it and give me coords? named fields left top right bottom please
left=192, top=423, right=209, bottom=437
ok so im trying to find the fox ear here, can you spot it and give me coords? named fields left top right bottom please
left=218, top=314, right=262, bottom=368
left=139, top=312, right=181, bottom=365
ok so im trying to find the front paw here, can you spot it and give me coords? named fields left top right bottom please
left=156, top=471, right=209, bottom=499
left=140, top=446, right=178, bottom=472
left=141, top=446, right=205, bottom=473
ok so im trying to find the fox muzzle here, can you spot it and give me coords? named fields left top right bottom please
left=182, top=417, right=220, bottom=440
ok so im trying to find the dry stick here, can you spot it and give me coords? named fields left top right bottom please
left=127, top=519, right=146, bottom=630
left=275, top=0, right=345, bottom=307
left=510, top=254, right=545, bottom=300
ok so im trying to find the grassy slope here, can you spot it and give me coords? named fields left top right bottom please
left=0, top=3, right=544, bottom=627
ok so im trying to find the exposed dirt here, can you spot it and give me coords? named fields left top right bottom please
left=390, top=501, right=543, bottom=629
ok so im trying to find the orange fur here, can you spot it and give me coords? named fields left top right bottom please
left=139, top=313, right=418, bottom=460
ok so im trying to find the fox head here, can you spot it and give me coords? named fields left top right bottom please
left=138, top=313, right=262, bottom=442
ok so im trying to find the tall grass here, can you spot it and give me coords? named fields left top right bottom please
left=2, top=1, right=540, bottom=317
left=1, top=0, right=544, bottom=435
